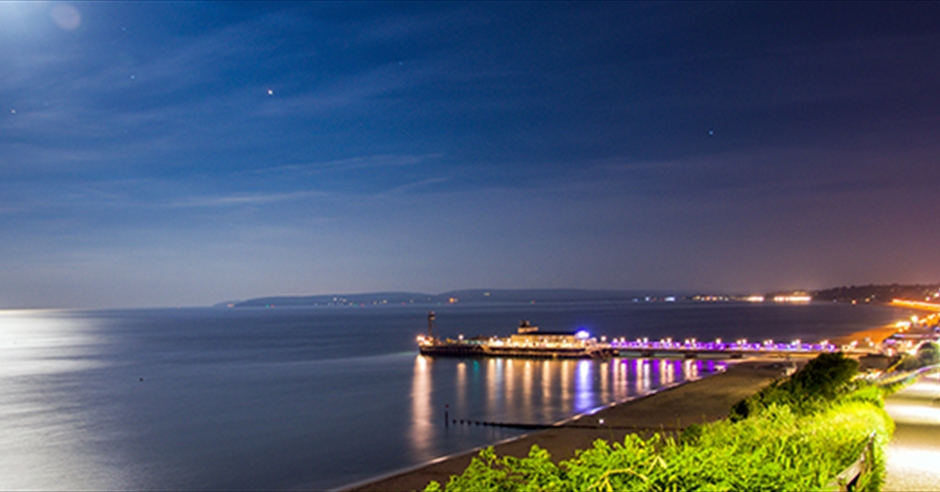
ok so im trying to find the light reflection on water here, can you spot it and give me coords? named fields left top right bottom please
left=410, top=355, right=434, bottom=460
left=407, top=354, right=726, bottom=461
left=0, top=310, right=106, bottom=375
left=575, top=360, right=594, bottom=413
left=0, top=310, right=137, bottom=491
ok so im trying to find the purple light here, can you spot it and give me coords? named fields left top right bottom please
left=575, top=330, right=590, bottom=340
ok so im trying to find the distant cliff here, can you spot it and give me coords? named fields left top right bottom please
left=226, top=288, right=685, bottom=307
left=221, top=284, right=940, bottom=308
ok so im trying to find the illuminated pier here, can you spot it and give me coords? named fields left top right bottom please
left=417, top=313, right=842, bottom=359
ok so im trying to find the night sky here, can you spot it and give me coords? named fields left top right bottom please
left=3, top=2, right=939, bottom=308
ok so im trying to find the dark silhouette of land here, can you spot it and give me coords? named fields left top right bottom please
left=810, top=284, right=940, bottom=304
left=223, top=284, right=940, bottom=309
left=224, top=289, right=686, bottom=308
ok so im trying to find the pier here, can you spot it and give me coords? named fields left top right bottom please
left=417, top=312, right=880, bottom=360
left=419, top=333, right=844, bottom=360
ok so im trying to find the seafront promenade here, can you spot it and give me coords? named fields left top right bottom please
left=346, top=359, right=796, bottom=492
left=883, top=373, right=940, bottom=491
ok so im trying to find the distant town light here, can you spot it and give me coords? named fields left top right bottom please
left=774, top=295, right=812, bottom=303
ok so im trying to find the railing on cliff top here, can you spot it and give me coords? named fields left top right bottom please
left=875, top=363, right=940, bottom=389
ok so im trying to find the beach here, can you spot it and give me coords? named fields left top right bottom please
left=831, top=322, right=902, bottom=348
left=347, top=313, right=917, bottom=491
left=831, top=302, right=938, bottom=350
left=345, top=358, right=799, bottom=492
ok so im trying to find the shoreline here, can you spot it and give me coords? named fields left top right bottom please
left=336, top=363, right=724, bottom=492
left=343, top=357, right=798, bottom=492
left=830, top=322, right=902, bottom=348
left=343, top=312, right=917, bottom=492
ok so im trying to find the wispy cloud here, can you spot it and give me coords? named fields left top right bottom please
left=1, top=6, right=463, bottom=179
left=235, top=154, right=442, bottom=177
left=165, top=190, right=328, bottom=209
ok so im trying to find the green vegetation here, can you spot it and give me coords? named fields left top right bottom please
left=889, top=341, right=940, bottom=373
left=729, top=352, right=859, bottom=420
left=424, top=353, right=893, bottom=492
left=879, top=341, right=940, bottom=391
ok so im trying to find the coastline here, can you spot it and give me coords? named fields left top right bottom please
left=336, top=363, right=722, bottom=492
left=342, top=358, right=797, bottom=492
left=830, top=322, right=902, bottom=348
left=343, top=311, right=919, bottom=492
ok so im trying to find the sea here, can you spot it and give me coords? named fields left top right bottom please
left=0, top=301, right=913, bottom=490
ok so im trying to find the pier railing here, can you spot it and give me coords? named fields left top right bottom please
left=611, top=338, right=839, bottom=356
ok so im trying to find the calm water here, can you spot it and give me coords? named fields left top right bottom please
left=0, top=302, right=911, bottom=490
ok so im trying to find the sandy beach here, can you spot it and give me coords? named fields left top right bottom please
left=345, top=358, right=797, bottom=492
left=831, top=302, right=939, bottom=349
left=830, top=323, right=902, bottom=348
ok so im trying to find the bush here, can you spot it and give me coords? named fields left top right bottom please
left=730, top=352, right=859, bottom=420
left=889, top=341, right=940, bottom=372
left=916, top=341, right=939, bottom=366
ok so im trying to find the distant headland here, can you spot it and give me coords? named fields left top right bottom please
left=219, top=283, right=940, bottom=308
left=218, top=289, right=684, bottom=308
left=808, top=284, right=940, bottom=303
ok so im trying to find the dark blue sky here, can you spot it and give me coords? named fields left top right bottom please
left=3, top=1, right=939, bottom=308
